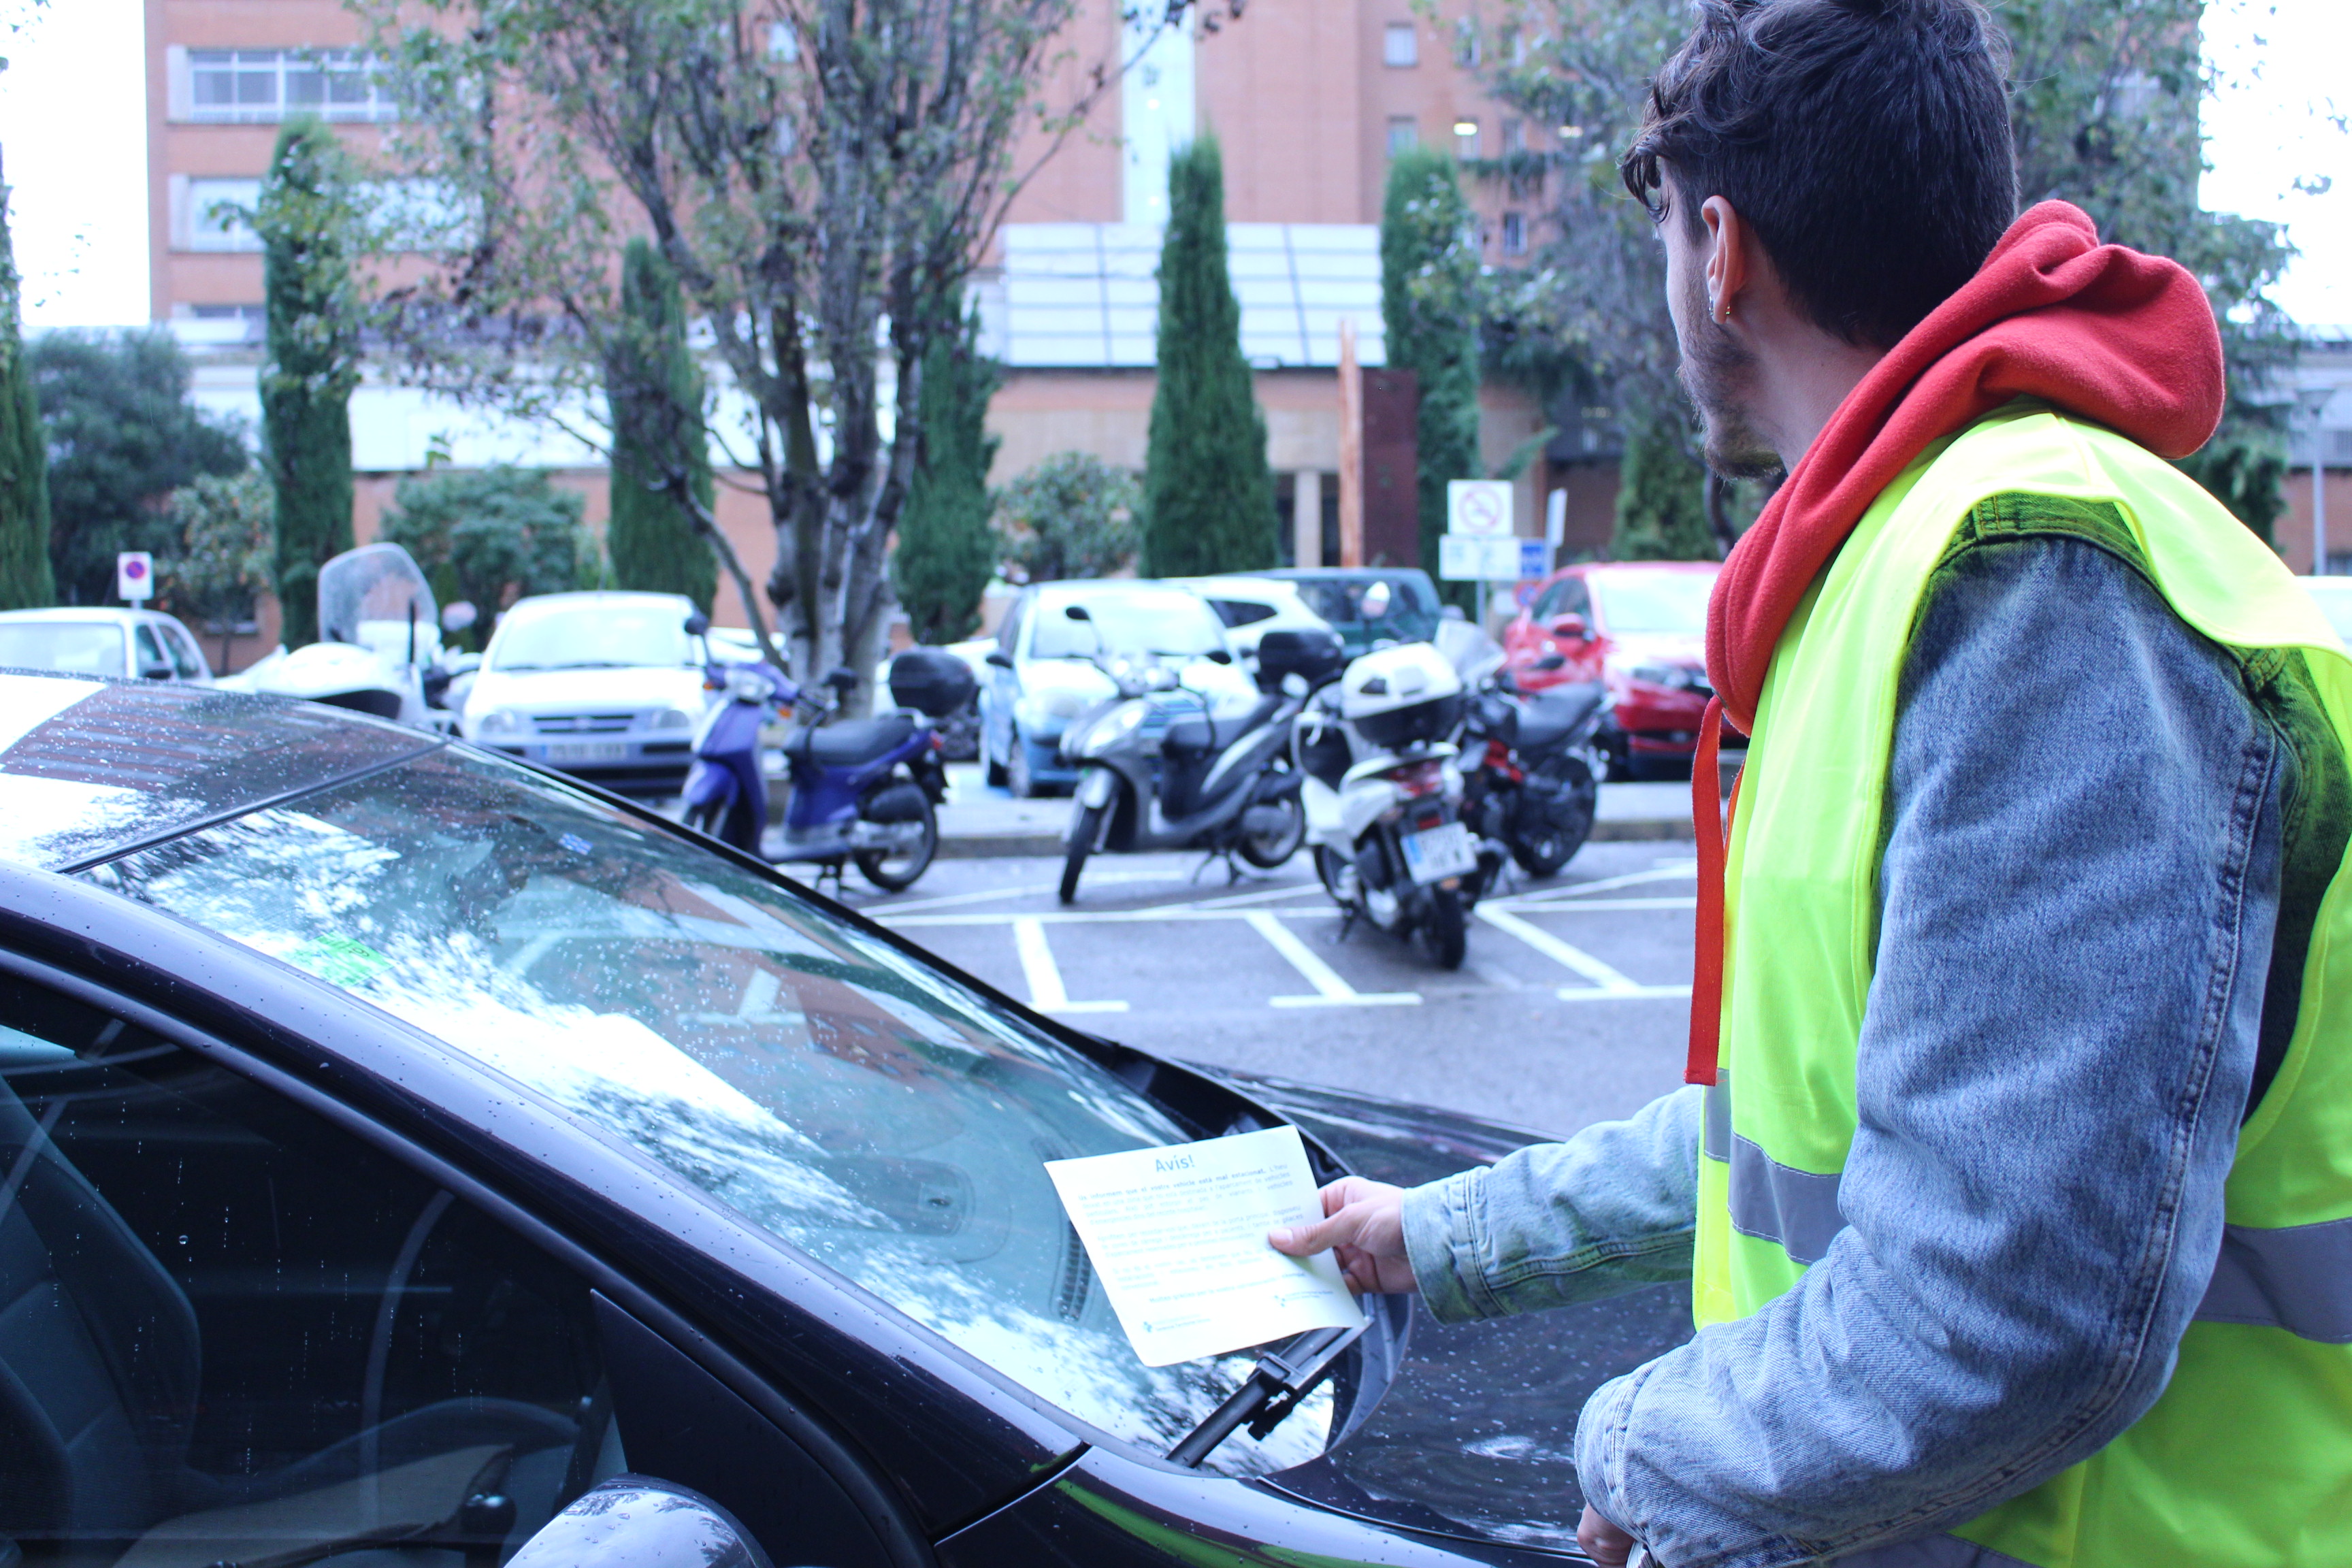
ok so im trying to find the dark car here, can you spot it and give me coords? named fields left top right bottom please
left=0, top=670, right=1690, bottom=1567
left=1254, top=569, right=1445, bottom=657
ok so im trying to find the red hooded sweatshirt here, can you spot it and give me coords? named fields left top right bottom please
left=1682, top=199, right=2225, bottom=1086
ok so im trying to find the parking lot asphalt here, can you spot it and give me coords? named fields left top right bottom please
left=828, top=841, right=1699, bottom=1145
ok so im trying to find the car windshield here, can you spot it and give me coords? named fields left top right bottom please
left=1030, top=592, right=1227, bottom=660
left=1593, top=571, right=1716, bottom=636
left=491, top=604, right=694, bottom=672
left=83, top=747, right=1326, bottom=1473
left=0, top=622, right=124, bottom=676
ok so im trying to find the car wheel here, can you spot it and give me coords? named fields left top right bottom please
left=985, top=719, right=1010, bottom=788
left=1006, top=728, right=1038, bottom=799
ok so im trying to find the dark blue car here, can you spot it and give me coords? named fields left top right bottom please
left=0, top=670, right=1688, bottom=1567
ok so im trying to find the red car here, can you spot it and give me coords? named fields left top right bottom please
left=1502, top=560, right=1728, bottom=779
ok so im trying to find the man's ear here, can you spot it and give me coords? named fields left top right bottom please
left=1701, top=195, right=1750, bottom=326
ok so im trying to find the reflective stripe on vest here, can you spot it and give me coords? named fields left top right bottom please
left=1697, top=402, right=2352, bottom=1568
left=1704, top=1074, right=2352, bottom=1341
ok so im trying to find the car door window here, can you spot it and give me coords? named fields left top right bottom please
left=1208, top=598, right=1275, bottom=629
left=0, top=971, right=619, bottom=1563
left=994, top=596, right=1026, bottom=659
left=165, top=623, right=208, bottom=680
left=133, top=623, right=169, bottom=677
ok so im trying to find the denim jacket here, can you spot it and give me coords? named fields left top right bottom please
left=1400, top=523, right=2336, bottom=1567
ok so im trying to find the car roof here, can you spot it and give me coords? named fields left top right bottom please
left=0, top=670, right=431, bottom=873
left=1030, top=578, right=1194, bottom=598
left=1255, top=567, right=1435, bottom=585
left=1171, top=576, right=1306, bottom=602
left=500, top=591, right=696, bottom=620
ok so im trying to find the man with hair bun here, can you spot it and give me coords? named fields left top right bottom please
left=1273, top=1, right=2352, bottom=1563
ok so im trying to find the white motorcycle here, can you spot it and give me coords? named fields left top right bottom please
left=1294, top=640, right=1506, bottom=970
left=220, top=544, right=475, bottom=731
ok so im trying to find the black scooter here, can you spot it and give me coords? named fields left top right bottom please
left=1456, top=659, right=1608, bottom=877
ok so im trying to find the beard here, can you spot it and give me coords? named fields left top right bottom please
left=1676, top=296, right=1782, bottom=483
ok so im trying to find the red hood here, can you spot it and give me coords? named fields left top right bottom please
left=1704, top=200, right=2225, bottom=734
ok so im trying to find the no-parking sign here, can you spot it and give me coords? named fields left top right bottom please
left=1446, top=479, right=1514, bottom=537
left=117, top=551, right=154, bottom=602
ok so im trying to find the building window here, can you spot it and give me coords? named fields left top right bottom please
left=1502, top=118, right=1526, bottom=155
left=1386, top=116, right=1418, bottom=157
left=185, top=48, right=397, bottom=124
left=1454, top=18, right=1480, bottom=67
left=1383, top=22, right=1418, bottom=67
left=175, top=177, right=263, bottom=252
left=1501, top=211, right=1526, bottom=255
left=1452, top=117, right=1480, bottom=157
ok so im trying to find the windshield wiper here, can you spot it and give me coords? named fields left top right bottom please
left=1165, top=1323, right=1364, bottom=1468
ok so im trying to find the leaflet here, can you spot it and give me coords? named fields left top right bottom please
left=1045, top=1125, right=1365, bottom=1367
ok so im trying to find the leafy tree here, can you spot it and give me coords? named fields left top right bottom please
left=0, top=180, right=51, bottom=610
left=162, top=471, right=276, bottom=670
left=894, top=303, right=1000, bottom=642
left=1468, top=0, right=2299, bottom=542
left=1142, top=137, right=1278, bottom=577
left=361, top=0, right=1205, bottom=704
left=378, top=468, right=591, bottom=646
left=255, top=118, right=361, bottom=645
left=605, top=238, right=718, bottom=615
left=1614, top=412, right=1714, bottom=559
left=997, top=453, right=1143, bottom=583
left=1382, top=144, right=1484, bottom=594
left=29, top=329, right=244, bottom=606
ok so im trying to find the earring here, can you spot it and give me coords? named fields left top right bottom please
left=1716, top=299, right=1733, bottom=323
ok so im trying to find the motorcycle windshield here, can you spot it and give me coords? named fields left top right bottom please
left=318, top=544, right=439, bottom=658
left=1432, top=618, right=1505, bottom=687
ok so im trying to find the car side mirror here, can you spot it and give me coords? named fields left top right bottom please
left=1548, top=614, right=1588, bottom=641
left=1204, top=649, right=1232, bottom=664
left=140, top=660, right=174, bottom=681
left=1535, top=653, right=1567, bottom=671
left=1064, top=604, right=1092, bottom=621
left=683, top=612, right=712, bottom=638
left=505, top=1476, right=769, bottom=1568
left=985, top=648, right=1013, bottom=669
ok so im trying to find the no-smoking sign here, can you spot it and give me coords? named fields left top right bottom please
left=1446, top=479, right=1513, bottom=537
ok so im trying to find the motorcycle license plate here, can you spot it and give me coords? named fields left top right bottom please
left=1399, top=821, right=1477, bottom=884
left=547, top=741, right=630, bottom=764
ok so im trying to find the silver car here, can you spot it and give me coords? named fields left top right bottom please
left=0, top=607, right=214, bottom=684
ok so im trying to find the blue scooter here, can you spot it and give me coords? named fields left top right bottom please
left=679, top=615, right=955, bottom=892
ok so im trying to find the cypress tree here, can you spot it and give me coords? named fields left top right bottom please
left=257, top=118, right=359, bottom=647
left=892, top=301, right=999, bottom=642
left=0, top=172, right=52, bottom=609
left=1379, top=144, right=1482, bottom=595
left=606, top=238, right=717, bottom=613
left=1143, top=137, right=1277, bottom=577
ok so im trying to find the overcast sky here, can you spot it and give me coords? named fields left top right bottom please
left=0, top=0, right=2345, bottom=330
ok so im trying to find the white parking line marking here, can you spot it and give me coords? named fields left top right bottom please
left=1011, top=917, right=1129, bottom=1013
left=875, top=869, right=1168, bottom=914
left=1509, top=864, right=1697, bottom=902
left=1246, top=913, right=1420, bottom=1009
left=1492, top=897, right=1696, bottom=912
left=1477, top=905, right=1650, bottom=992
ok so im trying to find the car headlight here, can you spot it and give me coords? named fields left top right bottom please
left=476, top=707, right=526, bottom=736
left=1077, top=702, right=1147, bottom=757
left=652, top=707, right=693, bottom=730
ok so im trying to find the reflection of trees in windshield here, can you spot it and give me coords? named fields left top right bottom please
left=86, top=749, right=1327, bottom=1473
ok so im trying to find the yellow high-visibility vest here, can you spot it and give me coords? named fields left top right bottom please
left=1699, top=401, right=2352, bottom=1566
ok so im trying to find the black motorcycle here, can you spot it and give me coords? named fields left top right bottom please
left=1456, top=665, right=1607, bottom=878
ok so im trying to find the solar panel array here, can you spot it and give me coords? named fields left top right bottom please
left=994, top=223, right=1389, bottom=370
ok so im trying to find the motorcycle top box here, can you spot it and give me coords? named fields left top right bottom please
left=1253, top=627, right=1346, bottom=693
left=887, top=646, right=979, bottom=718
left=1339, top=642, right=1466, bottom=753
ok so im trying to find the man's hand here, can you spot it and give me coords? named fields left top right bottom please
left=1579, top=1505, right=1637, bottom=1566
left=1267, top=1177, right=1418, bottom=1295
